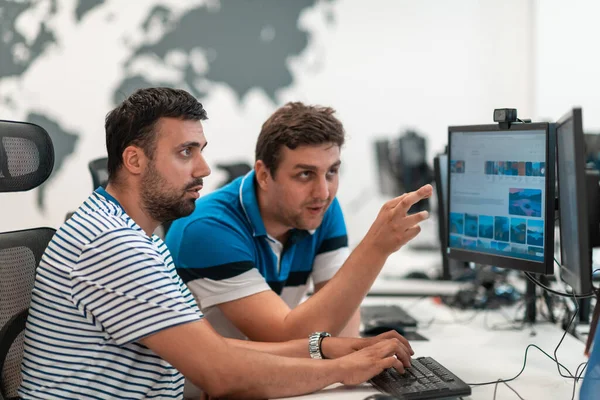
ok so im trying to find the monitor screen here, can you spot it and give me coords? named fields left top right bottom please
left=447, top=123, right=555, bottom=274
left=556, top=108, right=593, bottom=294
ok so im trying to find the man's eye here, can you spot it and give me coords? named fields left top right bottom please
left=181, top=148, right=191, bottom=157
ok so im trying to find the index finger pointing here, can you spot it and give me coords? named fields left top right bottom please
left=394, top=184, right=433, bottom=214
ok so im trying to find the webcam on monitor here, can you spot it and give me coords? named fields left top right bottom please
left=493, top=108, right=518, bottom=123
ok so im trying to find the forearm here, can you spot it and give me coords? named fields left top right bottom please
left=208, top=346, right=343, bottom=399
left=283, top=242, right=387, bottom=337
left=225, top=337, right=309, bottom=358
left=143, top=320, right=343, bottom=399
left=338, top=309, right=362, bottom=338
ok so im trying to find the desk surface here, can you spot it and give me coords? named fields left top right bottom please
left=281, top=297, right=588, bottom=400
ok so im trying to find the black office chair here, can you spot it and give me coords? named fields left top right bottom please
left=215, top=162, right=252, bottom=187
left=0, top=120, right=55, bottom=400
left=88, top=156, right=108, bottom=189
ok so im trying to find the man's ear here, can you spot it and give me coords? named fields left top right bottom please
left=121, top=145, right=148, bottom=176
left=254, top=160, right=272, bottom=190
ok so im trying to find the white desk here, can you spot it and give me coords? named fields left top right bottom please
left=281, top=297, right=588, bottom=400
left=368, top=277, right=468, bottom=297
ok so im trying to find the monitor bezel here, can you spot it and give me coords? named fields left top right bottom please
left=446, top=122, right=555, bottom=275
left=556, top=108, right=593, bottom=294
left=433, top=154, right=450, bottom=280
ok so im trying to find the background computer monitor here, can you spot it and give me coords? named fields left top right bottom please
left=434, top=153, right=468, bottom=280
left=374, top=130, right=432, bottom=214
left=584, top=133, right=600, bottom=171
left=555, top=108, right=598, bottom=294
left=446, top=123, right=555, bottom=275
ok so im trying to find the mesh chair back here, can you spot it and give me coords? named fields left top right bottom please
left=0, top=121, right=54, bottom=193
left=88, top=157, right=108, bottom=189
left=0, top=120, right=55, bottom=400
left=0, top=228, right=55, bottom=399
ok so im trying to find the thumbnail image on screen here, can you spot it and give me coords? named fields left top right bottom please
left=448, top=129, right=547, bottom=263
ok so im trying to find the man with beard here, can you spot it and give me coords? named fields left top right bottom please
left=18, top=88, right=414, bottom=400
left=166, top=102, right=432, bottom=343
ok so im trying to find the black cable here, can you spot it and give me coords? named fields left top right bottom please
left=483, top=299, right=529, bottom=332
left=493, top=379, right=525, bottom=400
left=572, top=362, right=588, bottom=400
left=524, top=271, right=597, bottom=299
left=466, top=343, right=577, bottom=387
left=468, top=284, right=583, bottom=398
left=554, top=293, right=579, bottom=379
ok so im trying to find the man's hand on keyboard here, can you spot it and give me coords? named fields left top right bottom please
left=336, top=338, right=412, bottom=386
left=321, top=330, right=414, bottom=359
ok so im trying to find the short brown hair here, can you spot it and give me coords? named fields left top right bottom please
left=255, top=102, right=345, bottom=175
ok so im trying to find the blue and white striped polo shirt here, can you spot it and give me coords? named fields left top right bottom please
left=165, top=171, right=349, bottom=339
left=18, top=188, right=202, bottom=400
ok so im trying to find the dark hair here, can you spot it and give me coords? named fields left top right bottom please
left=105, top=87, right=207, bottom=182
left=255, top=102, right=345, bottom=175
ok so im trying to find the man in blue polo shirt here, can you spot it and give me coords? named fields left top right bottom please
left=166, top=102, right=432, bottom=342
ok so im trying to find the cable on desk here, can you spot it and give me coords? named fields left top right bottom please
left=482, top=299, right=529, bottom=332
left=468, top=290, right=587, bottom=400
left=553, top=293, right=582, bottom=380
left=572, top=362, right=588, bottom=400
left=466, top=343, right=576, bottom=386
left=492, top=379, right=525, bottom=400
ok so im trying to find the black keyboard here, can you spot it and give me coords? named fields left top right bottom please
left=369, top=357, right=472, bottom=400
left=361, top=305, right=418, bottom=328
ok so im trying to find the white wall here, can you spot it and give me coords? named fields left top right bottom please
left=0, top=0, right=534, bottom=245
left=534, top=0, right=600, bottom=129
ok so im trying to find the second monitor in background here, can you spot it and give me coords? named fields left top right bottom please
left=446, top=122, right=555, bottom=275
left=555, top=108, right=599, bottom=297
left=433, top=153, right=468, bottom=280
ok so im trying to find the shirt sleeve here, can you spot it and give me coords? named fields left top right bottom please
left=173, top=218, right=271, bottom=309
left=70, top=228, right=201, bottom=346
left=311, top=198, right=351, bottom=284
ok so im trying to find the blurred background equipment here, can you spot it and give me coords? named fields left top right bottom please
left=374, top=130, right=433, bottom=214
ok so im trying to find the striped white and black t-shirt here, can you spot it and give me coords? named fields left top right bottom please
left=18, top=188, right=202, bottom=399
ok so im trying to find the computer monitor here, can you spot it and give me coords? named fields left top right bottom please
left=446, top=123, right=555, bottom=275
left=373, top=131, right=432, bottom=214
left=555, top=108, right=598, bottom=295
left=584, top=133, right=600, bottom=171
left=374, top=139, right=399, bottom=197
left=434, top=153, right=468, bottom=280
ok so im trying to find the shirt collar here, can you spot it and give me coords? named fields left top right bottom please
left=239, top=171, right=267, bottom=237
left=239, top=170, right=314, bottom=238
left=95, top=186, right=153, bottom=238
left=95, top=186, right=123, bottom=210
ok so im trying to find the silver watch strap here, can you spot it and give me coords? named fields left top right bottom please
left=308, top=332, right=331, bottom=359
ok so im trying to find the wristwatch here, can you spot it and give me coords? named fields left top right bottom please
left=308, top=331, right=332, bottom=359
